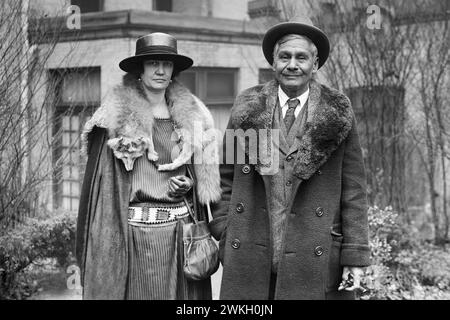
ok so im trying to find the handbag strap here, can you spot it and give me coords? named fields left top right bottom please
left=185, top=164, right=210, bottom=223
left=183, top=196, right=198, bottom=224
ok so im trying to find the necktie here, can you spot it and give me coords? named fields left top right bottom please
left=284, top=98, right=300, bottom=132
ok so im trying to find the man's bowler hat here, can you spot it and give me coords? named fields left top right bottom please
left=262, top=15, right=330, bottom=68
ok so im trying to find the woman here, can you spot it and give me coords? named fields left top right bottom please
left=76, top=33, right=221, bottom=300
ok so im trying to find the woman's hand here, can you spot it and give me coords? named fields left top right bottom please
left=168, top=175, right=194, bottom=198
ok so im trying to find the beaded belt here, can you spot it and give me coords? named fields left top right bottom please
left=128, top=202, right=192, bottom=225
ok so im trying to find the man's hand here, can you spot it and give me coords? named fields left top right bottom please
left=168, top=175, right=193, bottom=198
left=338, top=266, right=366, bottom=292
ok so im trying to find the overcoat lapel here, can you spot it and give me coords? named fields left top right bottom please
left=230, top=80, right=278, bottom=174
left=292, top=81, right=353, bottom=180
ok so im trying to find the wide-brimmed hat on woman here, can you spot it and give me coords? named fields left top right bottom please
left=262, top=15, right=330, bottom=69
left=119, top=32, right=193, bottom=75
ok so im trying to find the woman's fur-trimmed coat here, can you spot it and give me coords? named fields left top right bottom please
left=76, top=75, right=221, bottom=299
left=81, top=74, right=221, bottom=205
left=210, top=79, right=370, bottom=300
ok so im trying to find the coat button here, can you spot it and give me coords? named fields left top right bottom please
left=317, top=170, right=322, bottom=175
left=286, top=155, right=293, bottom=162
left=314, top=246, right=324, bottom=256
left=286, top=180, right=292, bottom=187
left=231, top=239, right=241, bottom=249
left=236, top=202, right=244, bottom=213
left=242, top=165, right=251, bottom=174
left=316, top=207, right=324, bottom=217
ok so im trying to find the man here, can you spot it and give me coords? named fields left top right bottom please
left=210, top=16, right=370, bottom=300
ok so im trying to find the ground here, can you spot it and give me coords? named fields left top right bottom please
left=28, top=265, right=223, bottom=300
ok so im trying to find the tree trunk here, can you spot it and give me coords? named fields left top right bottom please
left=427, top=166, right=439, bottom=241
left=424, top=105, right=440, bottom=241
left=440, top=153, right=448, bottom=239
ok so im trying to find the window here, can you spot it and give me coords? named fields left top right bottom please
left=177, top=68, right=237, bottom=133
left=70, top=0, right=103, bottom=12
left=248, top=0, right=280, bottom=19
left=259, top=68, right=274, bottom=84
left=50, top=68, right=101, bottom=211
left=153, top=0, right=173, bottom=12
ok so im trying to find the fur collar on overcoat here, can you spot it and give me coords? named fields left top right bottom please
left=82, top=74, right=221, bottom=205
left=230, top=79, right=354, bottom=180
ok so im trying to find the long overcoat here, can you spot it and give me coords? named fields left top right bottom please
left=210, top=79, right=370, bottom=300
left=76, top=75, right=222, bottom=299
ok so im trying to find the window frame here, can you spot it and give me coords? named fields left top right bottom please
left=153, top=0, right=173, bottom=12
left=52, top=104, right=96, bottom=211
left=70, top=0, right=104, bottom=13
left=258, top=68, right=274, bottom=84
left=49, top=67, right=100, bottom=211
left=177, top=67, right=238, bottom=106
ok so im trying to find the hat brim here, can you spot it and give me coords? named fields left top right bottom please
left=119, top=53, right=193, bottom=75
left=262, top=22, right=330, bottom=68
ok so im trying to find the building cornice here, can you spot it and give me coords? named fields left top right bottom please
left=32, top=10, right=268, bottom=45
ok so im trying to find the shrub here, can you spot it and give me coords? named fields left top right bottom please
left=0, top=211, right=77, bottom=299
left=360, top=206, right=450, bottom=300
left=29, top=212, right=77, bottom=267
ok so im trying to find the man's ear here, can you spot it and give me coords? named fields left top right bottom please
left=312, top=56, right=319, bottom=74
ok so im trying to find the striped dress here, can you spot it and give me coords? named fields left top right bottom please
left=126, top=118, right=208, bottom=300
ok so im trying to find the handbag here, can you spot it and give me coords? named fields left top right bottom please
left=182, top=197, right=219, bottom=281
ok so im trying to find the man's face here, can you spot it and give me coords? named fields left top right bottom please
left=272, top=38, right=318, bottom=94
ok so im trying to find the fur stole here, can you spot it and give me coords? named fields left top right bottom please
left=81, top=74, right=221, bottom=205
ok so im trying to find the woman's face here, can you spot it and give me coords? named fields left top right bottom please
left=140, top=59, right=174, bottom=91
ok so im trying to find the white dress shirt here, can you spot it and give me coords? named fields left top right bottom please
left=278, top=86, right=310, bottom=119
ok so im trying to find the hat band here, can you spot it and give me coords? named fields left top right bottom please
left=135, top=45, right=178, bottom=56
